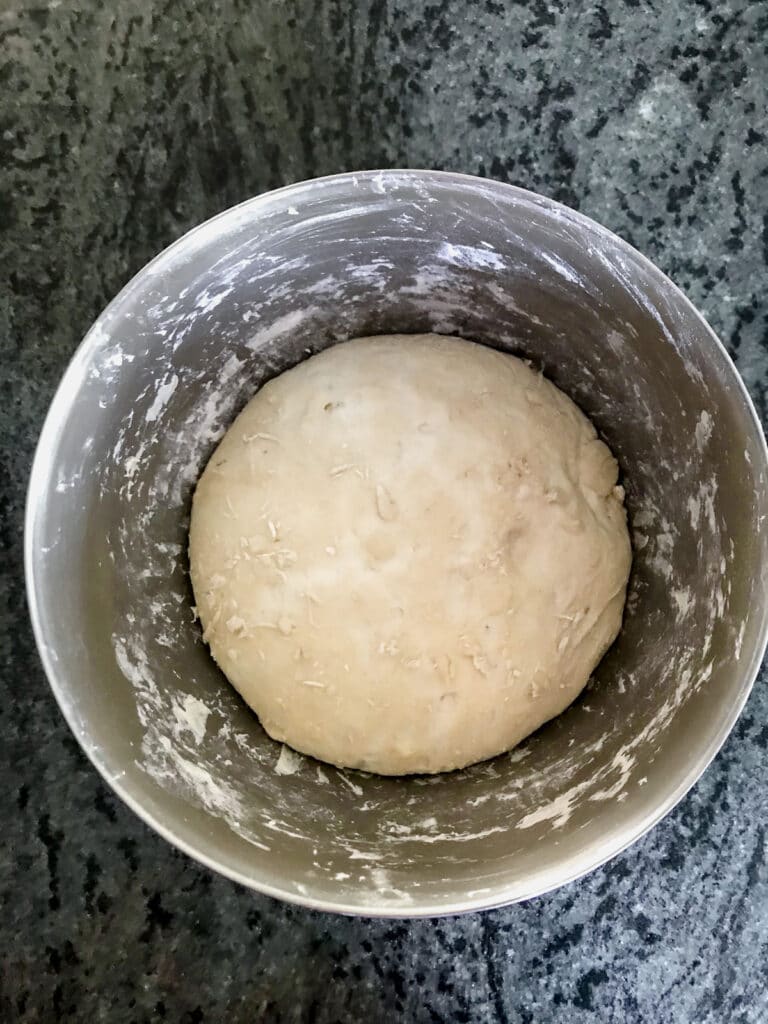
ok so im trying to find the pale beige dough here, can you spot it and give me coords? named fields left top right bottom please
left=189, top=334, right=632, bottom=775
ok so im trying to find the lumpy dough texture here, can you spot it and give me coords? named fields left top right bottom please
left=189, top=334, right=632, bottom=775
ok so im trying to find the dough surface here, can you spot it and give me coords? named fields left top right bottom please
left=189, top=334, right=632, bottom=774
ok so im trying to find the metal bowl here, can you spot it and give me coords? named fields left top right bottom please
left=26, top=170, right=768, bottom=916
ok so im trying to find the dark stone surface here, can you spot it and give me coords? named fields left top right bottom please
left=2, top=1, right=767, bottom=1020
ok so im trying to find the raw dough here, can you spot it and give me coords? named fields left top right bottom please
left=189, top=334, right=632, bottom=774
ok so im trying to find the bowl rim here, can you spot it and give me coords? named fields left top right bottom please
left=25, top=168, right=768, bottom=917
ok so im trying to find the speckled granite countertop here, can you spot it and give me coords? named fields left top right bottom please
left=2, top=1, right=767, bottom=1020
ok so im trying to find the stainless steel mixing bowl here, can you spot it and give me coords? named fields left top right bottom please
left=26, top=170, right=768, bottom=916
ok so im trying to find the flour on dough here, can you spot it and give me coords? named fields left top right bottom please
left=189, top=334, right=632, bottom=775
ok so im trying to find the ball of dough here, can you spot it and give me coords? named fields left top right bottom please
left=189, top=334, right=631, bottom=775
